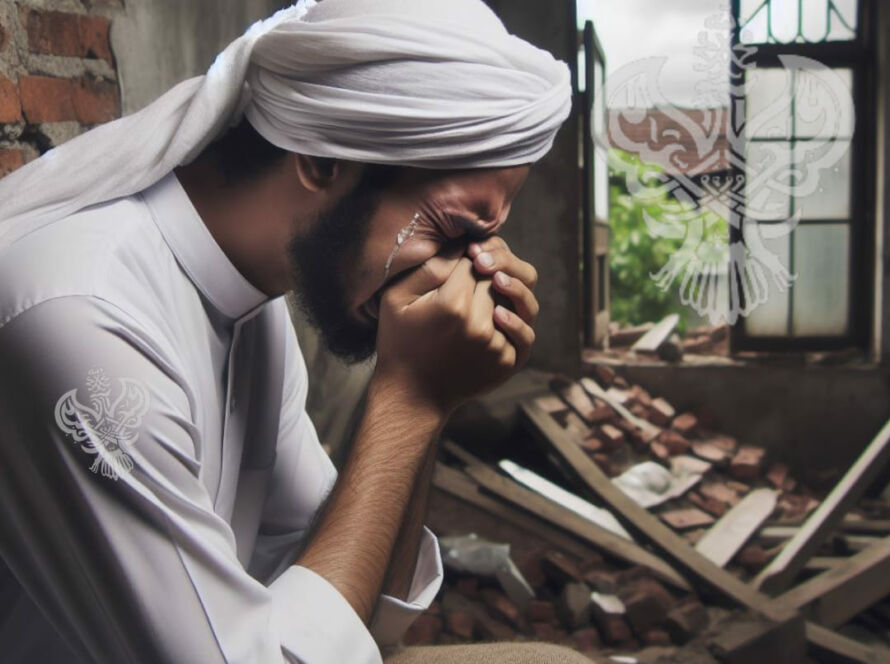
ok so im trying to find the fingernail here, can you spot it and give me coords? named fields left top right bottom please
left=478, top=252, right=494, bottom=268
left=467, top=243, right=481, bottom=257
left=495, top=305, right=511, bottom=321
left=495, top=271, right=511, bottom=287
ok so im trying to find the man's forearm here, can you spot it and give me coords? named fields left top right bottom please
left=296, top=375, right=444, bottom=623
left=379, top=435, right=439, bottom=601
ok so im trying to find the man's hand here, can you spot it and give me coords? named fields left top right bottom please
left=374, top=237, right=539, bottom=416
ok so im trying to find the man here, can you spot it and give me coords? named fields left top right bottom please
left=0, top=0, right=582, bottom=662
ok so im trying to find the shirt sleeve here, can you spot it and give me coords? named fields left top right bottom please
left=0, top=296, right=371, bottom=664
left=249, top=313, right=443, bottom=649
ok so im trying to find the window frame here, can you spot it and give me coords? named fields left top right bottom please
left=730, top=0, right=877, bottom=351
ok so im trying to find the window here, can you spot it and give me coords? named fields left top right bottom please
left=731, top=0, right=874, bottom=350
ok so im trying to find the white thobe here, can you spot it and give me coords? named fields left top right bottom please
left=0, top=173, right=442, bottom=664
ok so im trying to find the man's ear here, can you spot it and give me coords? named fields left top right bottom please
left=293, top=154, right=342, bottom=192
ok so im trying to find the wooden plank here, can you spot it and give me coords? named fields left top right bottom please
left=805, top=623, right=884, bottom=663
left=518, top=400, right=877, bottom=661
left=518, top=399, right=797, bottom=622
left=696, top=488, right=779, bottom=567
left=753, top=418, right=890, bottom=595
left=759, top=527, right=879, bottom=553
left=579, top=376, right=660, bottom=436
left=459, top=461, right=691, bottom=591
left=778, top=536, right=890, bottom=628
left=631, top=313, right=679, bottom=353
left=432, top=462, right=595, bottom=561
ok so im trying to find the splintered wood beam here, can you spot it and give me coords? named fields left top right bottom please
left=518, top=400, right=798, bottom=624
left=753, top=418, right=890, bottom=595
left=432, top=461, right=594, bottom=561
left=459, top=461, right=691, bottom=591
left=630, top=313, right=680, bottom=354
left=696, top=488, right=779, bottom=567
left=778, top=536, right=890, bottom=629
left=805, top=623, right=884, bottom=664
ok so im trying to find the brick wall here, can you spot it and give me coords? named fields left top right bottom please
left=0, top=0, right=122, bottom=178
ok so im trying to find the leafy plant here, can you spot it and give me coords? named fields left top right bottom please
left=606, top=148, right=728, bottom=334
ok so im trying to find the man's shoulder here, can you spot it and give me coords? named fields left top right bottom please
left=0, top=193, right=179, bottom=330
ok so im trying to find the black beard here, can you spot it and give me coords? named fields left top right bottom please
left=287, top=179, right=382, bottom=364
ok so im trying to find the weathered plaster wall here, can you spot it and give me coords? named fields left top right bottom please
left=111, top=0, right=286, bottom=114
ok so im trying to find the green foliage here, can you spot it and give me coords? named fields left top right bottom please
left=606, top=149, right=728, bottom=333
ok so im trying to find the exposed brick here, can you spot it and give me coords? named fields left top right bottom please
left=526, top=600, right=557, bottom=624
left=729, top=445, right=767, bottom=481
left=78, top=15, right=113, bottom=65
left=657, top=429, right=691, bottom=455
left=0, top=149, right=26, bottom=177
left=664, top=600, right=709, bottom=644
left=22, top=9, right=113, bottom=66
left=617, top=577, right=675, bottom=634
left=0, top=76, right=22, bottom=123
left=648, top=397, right=676, bottom=426
left=479, top=588, right=522, bottom=628
left=23, top=9, right=81, bottom=57
left=72, top=76, right=119, bottom=124
left=541, top=551, right=583, bottom=586
left=671, top=412, right=698, bottom=436
left=20, top=76, right=75, bottom=123
left=445, top=609, right=475, bottom=639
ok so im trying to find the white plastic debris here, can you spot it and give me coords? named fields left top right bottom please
left=612, top=461, right=702, bottom=509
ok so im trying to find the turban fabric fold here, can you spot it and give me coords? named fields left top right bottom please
left=0, top=0, right=571, bottom=237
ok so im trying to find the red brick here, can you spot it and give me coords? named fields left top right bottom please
left=541, top=551, right=583, bottom=585
left=571, top=626, right=602, bottom=651
left=657, top=429, right=691, bottom=455
left=526, top=600, right=557, bottom=623
left=689, top=491, right=727, bottom=517
left=729, top=445, right=767, bottom=481
left=20, top=76, right=75, bottom=123
left=479, top=588, right=521, bottom=628
left=78, top=15, right=113, bottom=65
left=592, top=364, right=615, bottom=387
left=0, top=149, right=26, bottom=177
left=617, top=578, right=675, bottom=634
left=0, top=76, right=22, bottom=123
left=403, top=613, right=442, bottom=645
left=22, top=10, right=113, bottom=66
left=648, top=397, right=676, bottom=426
left=72, top=76, right=118, bottom=124
left=671, top=412, right=698, bottom=436
left=599, top=423, right=626, bottom=449
left=664, top=600, right=709, bottom=644
left=766, top=462, right=790, bottom=489
left=642, top=628, right=672, bottom=646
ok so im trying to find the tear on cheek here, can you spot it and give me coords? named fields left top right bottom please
left=382, top=212, right=421, bottom=281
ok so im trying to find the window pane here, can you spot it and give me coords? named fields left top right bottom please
left=801, top=0, right=830, bottom=42
left=794, top=140, right=851, bottom=220
left=746, top=141, right=792, bottom=220
left=795, top=68, right=854, bottom=139
left=740, top=0, right=769, bottom=44
left=828, top=0, right=857, bottom=41
left=746, top=68, right=792, bottom=139
left=792, top=224, right=849, bottom=336
left=770, top=0, right=799, bottom=43
left=743, top=223, right=790, bottom=335
left=594, top=151, right=609, bottom=221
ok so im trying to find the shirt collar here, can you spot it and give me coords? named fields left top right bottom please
left=141, top=172, right=270, bottom=320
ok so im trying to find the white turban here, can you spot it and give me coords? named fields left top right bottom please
left=0, top=0, right=571, bottom=238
